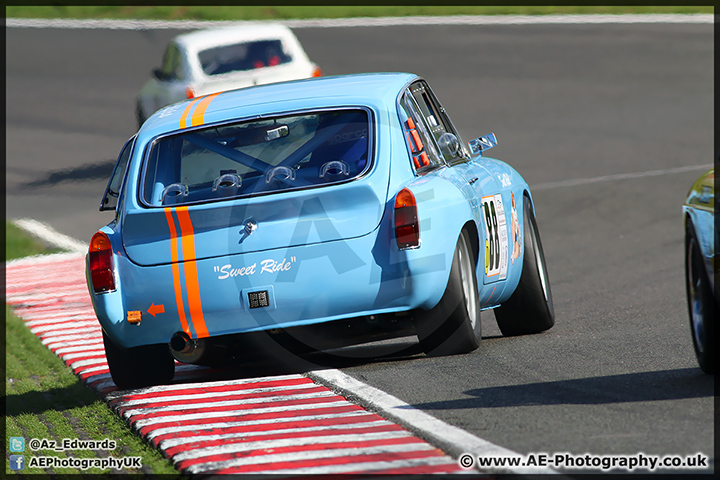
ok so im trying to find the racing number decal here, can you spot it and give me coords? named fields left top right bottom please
left=483, top=202, right=499, bottom=273
left=482, top=194, right=509, bottom=280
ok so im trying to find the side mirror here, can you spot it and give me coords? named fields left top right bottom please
left=468, top=133, right=498, bottom=156
left=438, top=133, right=462, bottom=159
left=152, top=68, right=168, bottom=81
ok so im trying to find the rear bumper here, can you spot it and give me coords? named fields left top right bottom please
left=89, top=228, right=452, bottom=349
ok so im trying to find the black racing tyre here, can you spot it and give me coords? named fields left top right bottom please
left=415, top=230, right=482, bottom=356
left=103, top=332, right=175, bottom=389
left=494, top=195, right=555, bottom=336
left=685, top=222, right=716, bottom=374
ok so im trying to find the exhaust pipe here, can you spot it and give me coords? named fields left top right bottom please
left=169, top=332, right=205, bottom=363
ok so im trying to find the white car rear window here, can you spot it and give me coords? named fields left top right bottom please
left=198, top=39, right=292, bottom=75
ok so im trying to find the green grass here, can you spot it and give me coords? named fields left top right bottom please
left=5, top=5, right=713, bottom=20
left=5, top=223, right=182, bottom=475
left=5, top=222, right=64, bottom=260
left=5, top=307, right=181, bottom=475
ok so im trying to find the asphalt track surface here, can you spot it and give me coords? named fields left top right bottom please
left=6, top=20, right=715, bottom=474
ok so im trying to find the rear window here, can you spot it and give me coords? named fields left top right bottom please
left=198, top=39, right=292, bottom=75
left=141, top=109, right=372, bottom=206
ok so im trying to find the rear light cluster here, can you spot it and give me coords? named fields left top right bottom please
left=185, top=86, right=196, bottom=99
left=89, top=232, right=115, bottom=293
left=312, top=65, right=323, bottom=77
left=394, top=188, right=420, bottom=250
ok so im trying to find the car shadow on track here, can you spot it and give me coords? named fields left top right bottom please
left=405, top=368, right=714, bottom=409
left=166, top=335, right=427, bottom=385
left=20, top=160, right=116, bottom=188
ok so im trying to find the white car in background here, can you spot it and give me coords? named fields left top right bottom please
left=136, top=23, right=322, bottom=127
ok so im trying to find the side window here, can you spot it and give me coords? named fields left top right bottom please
left=406, top=81, right=467, bottom=165
left=400, top=91, right=442, bottom=172
left=160, top=44, right=184, bottom=81
left=171, top=47, right=185, bottom=81
left=100, top=136, right=135, bottom=211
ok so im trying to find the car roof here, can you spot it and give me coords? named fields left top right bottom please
left=173, top=23, right=298, bottom=52
left=142, top=72, right=419, bottom=134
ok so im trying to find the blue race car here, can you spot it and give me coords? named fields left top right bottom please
left=88, top=73, right=555, bottom=388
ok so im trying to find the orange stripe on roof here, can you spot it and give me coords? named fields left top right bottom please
left=190, top=92, right=222, bottom=127
left=164, top=208, right=191, bottom=337
left=176, top=207, right=209, bottom=338
left=179, top=97, right=204, bottom=129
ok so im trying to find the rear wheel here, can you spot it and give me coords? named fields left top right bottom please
left=415, top=230, right=482, bottom=356
left=685, top=222, right=716, bottom=374
left=103, top=332, right=175, bottom=389
left=494, top=195, right=555, bottom=336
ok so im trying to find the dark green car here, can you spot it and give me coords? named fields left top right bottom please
left=683, top=168, right=716, bottom=374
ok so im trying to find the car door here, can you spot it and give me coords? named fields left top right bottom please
left=149, top=43, right=189, bottom=113
left=401, top=80, right=509, bottom=284
left=402, top=81, right=493, bottom=213
left=99, top=135, right=135, bottom=215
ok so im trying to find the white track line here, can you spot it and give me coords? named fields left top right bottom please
left=533, top=164, right=713, bottom=191
left=309, top=368, right=555, bottom=474
left=13, top=218, right=88, bottom=254
left=5, top=14, right=713, bottom=31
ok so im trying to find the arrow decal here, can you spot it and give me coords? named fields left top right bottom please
left=147, top=303, right=165, bottom=317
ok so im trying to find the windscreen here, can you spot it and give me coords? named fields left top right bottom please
left=142, top=109, right=371, bottom=206
left=198, top=39, right=292, bottom=75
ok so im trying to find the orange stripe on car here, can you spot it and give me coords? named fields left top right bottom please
left=176, top=206, right=210, bottom=338
left=164, top=208, right=192, bottom=337
left=481, top=284, right=497, bottom=307
left=179, top=97, right=204, bottom=129
left=190, top=92, right=222, bottom=127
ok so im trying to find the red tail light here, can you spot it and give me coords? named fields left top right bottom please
left=312, top=65, right=323, bottom=77
left=394, top=188, right=420, bottom=249
left=185, top=86, right=196, bottom=99
left=89, top=232, right=115, bottom=293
